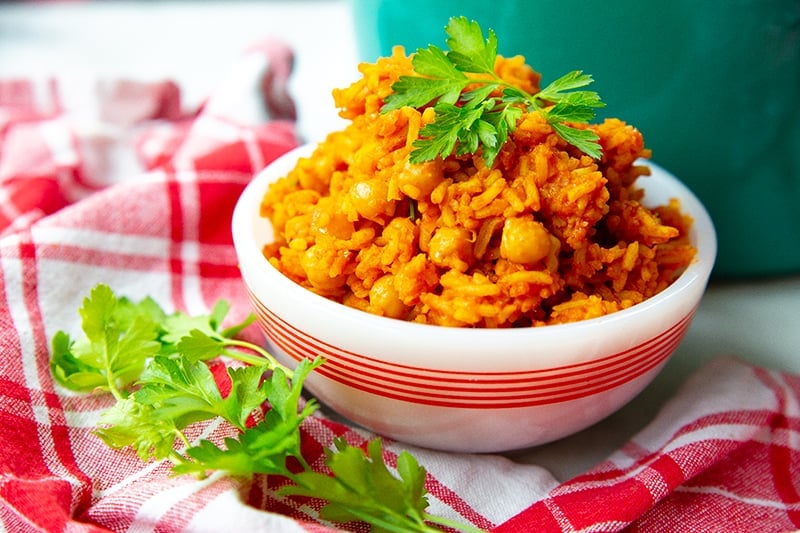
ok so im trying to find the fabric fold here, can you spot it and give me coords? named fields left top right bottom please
left=494, top=356, right=800, bottom=532
left=1, top=37, right=798, bottom=533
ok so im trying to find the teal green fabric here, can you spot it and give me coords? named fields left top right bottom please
left=352, top=0, right=800, bottom=277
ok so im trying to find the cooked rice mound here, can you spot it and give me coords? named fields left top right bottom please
left=259, top=47, right=696, bottom=327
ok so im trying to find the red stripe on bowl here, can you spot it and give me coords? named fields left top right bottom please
left=319, top=327, right=680, bottom=398
left=253, top=293, right=689, bottom=380
left=265, top=319, right=681, bottom=406
left=247, top=290, right=691, bottom=408
left=264, top=307, right=686, bottom=389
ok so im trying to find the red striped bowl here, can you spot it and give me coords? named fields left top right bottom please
left=232, top=145, right=716, bottom=453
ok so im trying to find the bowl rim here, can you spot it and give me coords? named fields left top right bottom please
left=232, top=143, right=717, bottom=341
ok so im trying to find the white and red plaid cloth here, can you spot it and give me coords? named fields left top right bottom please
left=1, top=40, right=798, bottom=533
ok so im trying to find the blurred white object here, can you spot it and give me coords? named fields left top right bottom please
left=0, top=0, right=358, bottom=141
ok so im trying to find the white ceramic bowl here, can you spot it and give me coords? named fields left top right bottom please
left=232, top=144, right=717, bottom=453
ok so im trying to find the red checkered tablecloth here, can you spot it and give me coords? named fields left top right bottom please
left=1, top=39, right=798, bottom=533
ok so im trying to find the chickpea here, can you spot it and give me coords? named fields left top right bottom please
left=310, top=204, right=354, bottom=239
left=369, top=275, right=410, bottom=319
left=500, top=217, right=552, bottom=265
left=348, top=177, right=395, bottom=221
left=397, top=159, right=443, bottom=200
left=428, top=227, right=473, bottom=271
left=300, top=243, right=347, bottom=292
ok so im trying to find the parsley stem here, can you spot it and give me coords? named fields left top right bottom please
left=295, top=454, right=313, bottom=473
left=170, top=449, right=188, bottom=465
left=108, top=382, right=124, bottom=401
left=424, top=513, right=487, bottom=533
left=105, top=369, right=125, bottom=401
left=340, top=507, right=435, bottom=533
left=222, top=340, right=292, bottom=376
left=174, top=429, right=192, bottom=449
left=470, top=74, right=543, bottom=113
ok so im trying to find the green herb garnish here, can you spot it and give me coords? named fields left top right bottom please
left=381, top=16, right=605, bottom=166
left=281, top=437, right=483, bottom=533
left=50, top=283, right=481, bottom=533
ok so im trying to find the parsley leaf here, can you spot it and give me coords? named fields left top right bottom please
left=444, top=17, right=498, bottom=73
left=381, top=69, right=466, bottom=110
left=159, top=299, right=256, bottom=356
left=550, top=122, right=602, bottom=160
left=177, top=327, right=284, bottom=369
left=283, top=438, right=484, bottom=533
left=94, top=397, right=178, bottom=462
left=94, top=357, right=273, bottom=461
left=173, top=359, right=322, bottom=477
left=51, top=284, right=267, bottom=398
left=282, top=438, right=432, bottom=531
left=380, top=16, right=606, bottom=166
left=49, top=284, right=483, bottom=533
left=413, top=46, right=466, bottom=82
left=50, top=284, right=161, bottom=398
left=137, top=356, right=256, bottom=429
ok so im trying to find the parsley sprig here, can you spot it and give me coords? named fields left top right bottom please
left=282, top=438, right=479, bottom=532
left=381, top=16, right=605, bottom=166
left=50, top=284, right=482, bottom=533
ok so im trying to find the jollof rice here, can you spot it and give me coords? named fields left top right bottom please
left=259, top=47, right=696, bottom=327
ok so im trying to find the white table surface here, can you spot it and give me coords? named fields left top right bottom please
left=1, top=0, right=798, bottom=481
